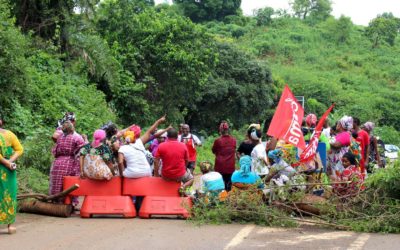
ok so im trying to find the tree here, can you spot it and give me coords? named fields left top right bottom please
left=173, top=0, right=242, bottom=22
left=366, top=13, right=399, bottom=47
left=254, top=7, right=274, bottom=26
left=96, top=4, right=218, bottom=123
left=189, top=43, right=274, bottom=130
left=325, top=15, right=353, bottom=44
left=290, top=0, right=331, bottom=21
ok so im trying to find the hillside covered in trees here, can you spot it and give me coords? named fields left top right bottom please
left=1, top=0, right=400, bottom=178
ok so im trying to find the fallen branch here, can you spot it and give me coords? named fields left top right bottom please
left=17, top=184, right=79, bottom=201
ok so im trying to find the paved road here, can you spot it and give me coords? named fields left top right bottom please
left=1, top=214, right=399, bottom=249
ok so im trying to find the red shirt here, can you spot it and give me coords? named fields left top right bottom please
left=356, top=129, right=370, bottom=171
left=155, top=139, right=188, bottom=179
left=212, top=135, right=237, bottom=174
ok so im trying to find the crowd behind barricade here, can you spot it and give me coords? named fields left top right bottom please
left=0, top=111, right=384, bottom=234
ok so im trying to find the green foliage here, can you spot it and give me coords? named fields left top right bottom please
left=174, top=0, right=241, bottom=23
left=190, top=185, right=297, bottom=227
left=290, top=0, right=332, bottom=21
left=365, top=161, right=400, bottom=199
left=254, top=7, right=274, bottom=26
left=366, top=13, right=399, bottom=47
left=191, top=42, right=274, bottom=130
left=17, top=167, right=49, bottom=194
left=374, top=126, right=400, bottom=146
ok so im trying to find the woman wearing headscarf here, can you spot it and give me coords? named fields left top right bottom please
left=50, top=121, right=85, bottom=202
left=212, top=121, right=237, bottom=191
left=231, top=156, right=263, bottom=188
left=118, top=116, right=166, bottom=178
left=0, top=115, right=23, bottom=234
left=118, top=131, right=152, bottom=178
left=249, top=125, right=269, bottom=177
left=80, top=129, right=114, bottom=180
left=328, top=116, right=355, bottom=177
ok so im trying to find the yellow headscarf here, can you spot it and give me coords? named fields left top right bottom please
left=124, top=130, right=135, bottom=144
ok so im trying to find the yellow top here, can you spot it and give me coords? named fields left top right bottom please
left=0, top=129, right=24, bottom=160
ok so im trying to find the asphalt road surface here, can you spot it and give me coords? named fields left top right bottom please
left=1, top=213, right=399, bottom=249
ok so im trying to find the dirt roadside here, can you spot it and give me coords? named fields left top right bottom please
left=1, top=213, right=400, bottom=250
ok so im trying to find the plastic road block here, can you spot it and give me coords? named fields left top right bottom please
left=63, top=176, right=122, bottom=204
left=123, top=177, right=180, bottom=197
left=139, top=196, right=192, bottom=219
left=80, top=196, right=136, bottom=218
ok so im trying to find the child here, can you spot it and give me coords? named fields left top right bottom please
left=198, top=161, right=225, bottom=194
left=197, top=161, right=226, bottom=202
left=333, top=152, right=364, bottom=196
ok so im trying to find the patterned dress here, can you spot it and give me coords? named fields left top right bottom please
left=0, top=130, right=23, bottom=225
left=49, top=132, right=85, bottom=195
left=334, top=165, right=364, bottom=197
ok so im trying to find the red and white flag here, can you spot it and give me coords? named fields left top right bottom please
left=298, top=104, right=335, bottom=163
left=267, top=85, right=306, bottom=149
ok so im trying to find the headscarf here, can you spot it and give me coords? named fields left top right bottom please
left=305, top=114, right=317, bottom=127
left=92, top=129, right=106, bottom=148
left=250, top=128, right=261, bottom=141
left=124, top=130, right=136, bottom=144
left=57, top=112, right=76, bottom=128
left=199, top=161, right=213, bottom=173
left=129, top=125, right=141, bottom=139
left=268, top=148, right=283, bottom=163
left=61, top=120, right=74, bottom=135
left=101, top=121, right=118, bottom=139
left=364, top=122, right=375, bottom=131
left=219, top=121, right=229, bottom=133
left=339, top=116, right=353, bottom=131
left=239, top=155, right=252, bottom=177
left=182, top=124, right=190, bottom=129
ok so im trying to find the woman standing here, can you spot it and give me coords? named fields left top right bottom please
left=49, top=121, right=85, bottom=202
left=0, top=115, right=23, bottom=234
left=212, top=121, right=237, bottom=191
left=328, top=116, right=353, bottom=177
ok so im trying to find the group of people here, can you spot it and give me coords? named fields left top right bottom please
left=0, top=110, right=383, bottom=234
left=49, top=113, right=207, bottom=199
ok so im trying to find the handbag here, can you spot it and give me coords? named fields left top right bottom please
left=83, top=154, right=113, bottom=180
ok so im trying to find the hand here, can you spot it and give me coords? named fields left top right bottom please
left=158, top=115, right=166, bottom=123
left=80, top=172, right=86, bottom=179
left=82, top=134, right=88, bottom=142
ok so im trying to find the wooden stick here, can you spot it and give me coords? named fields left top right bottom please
left=17, top=184, right=80, bottom=201
left=41, top=184, right=79, bottom=201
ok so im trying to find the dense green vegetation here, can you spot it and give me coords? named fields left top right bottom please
left=0, top=0, right=399, bottom=194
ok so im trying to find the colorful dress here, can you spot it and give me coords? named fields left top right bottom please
left=334, top=165, right=364, bottom=196
left=50, top=132, right=85, bottom=195
left=0, top=130, right=23, bottom=225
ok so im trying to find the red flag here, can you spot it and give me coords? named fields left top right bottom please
left=267, top=85, right=306, bottom=149
left=298, top=104, right=335, bottom=163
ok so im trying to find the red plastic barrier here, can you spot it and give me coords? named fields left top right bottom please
left=139, top=196, right=192, bottom=219
left=80, top=196, right=136, bottom=218
left=122, top=177, right=180, bottom=197
left=63, top=176, right=122, bottom=204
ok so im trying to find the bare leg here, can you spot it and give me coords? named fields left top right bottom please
left=8, top=224, right=16, bottom=234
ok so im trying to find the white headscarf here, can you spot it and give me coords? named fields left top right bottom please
left=339, top=116, right=353, bottom=131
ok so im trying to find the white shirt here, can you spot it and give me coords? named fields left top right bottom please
left=251, top=144, right=269, bottom=176
left=119, top=139, right=151, bottom=178
left=178, top=133, right=202, bottom=147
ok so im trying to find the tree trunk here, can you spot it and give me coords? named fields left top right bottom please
left=19, top=200, right=73, bottom=217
